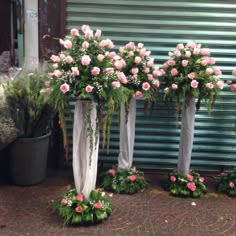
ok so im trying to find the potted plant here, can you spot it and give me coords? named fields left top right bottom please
left=4, top=71, right=53, bottom=185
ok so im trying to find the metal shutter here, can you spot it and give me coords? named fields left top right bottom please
left=65, top=0, right=236, bottom=171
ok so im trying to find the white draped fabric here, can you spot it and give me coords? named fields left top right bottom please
left=73, top=100, right=99, bottom=199
left=177, top=97, right=196, bottom=175
left=118, top=97, right=136, bottom=170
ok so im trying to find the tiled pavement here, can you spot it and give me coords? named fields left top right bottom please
left=0, top=168, right=236, bottom=236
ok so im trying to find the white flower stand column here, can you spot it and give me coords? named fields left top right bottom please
left=177, top=97, right=196, bottom=175
left=118, top=97, right=136, bottom=170
left=73, top=100, right=99, bottom=199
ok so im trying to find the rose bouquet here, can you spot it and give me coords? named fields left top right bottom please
left=217, top=167, right=236, bottom=197
left=167, top=169, right=207, bottom=198
left=162, top=42, right=224, bottom=111
left=55, top=185, right=112, bottom=225
left=112, top=41, right=160, bottom=102
left=101, top=166, right=148, bottom=194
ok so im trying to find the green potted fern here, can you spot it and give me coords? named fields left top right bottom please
left=4, top=71, right=53, bottom=185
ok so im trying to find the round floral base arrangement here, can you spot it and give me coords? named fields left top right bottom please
left=166, top=169, right=207, bottom=198
left=217, top=167, right=236, bottom=197
left=101, top=166, right=148, bottom=194
left=54, top=186, right=112, bottom=225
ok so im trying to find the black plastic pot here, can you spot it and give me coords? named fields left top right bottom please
left=9, top=132, right=50, bottom=185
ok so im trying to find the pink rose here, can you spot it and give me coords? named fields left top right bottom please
left=94, top=202, right=102, bottom=209
left=114, top=60, right=124, bottom=70
left=171, top=83, right=178, bottom=90
left=81, top=24, right=90, bottom=33
left=193, top=48, right=200, bottom=55
left=142, top=82, right=150, bottom=91
left=131, top=67, right=139, bottom=75
left=186, top=42, right=197, bottom=49
left=112, top=81, right=121, bottom=89
left=168, top=51, right=174, bottom=57
left=105, top=68, right=114, bottom=74
left=137, top=43, right=143, bottom=48
left=99, top=40, right=107, bottom=48
left=76, top=193, right=84, bottom=202
left=206, top=68, right=213, bottom=75
left=84, top=29, right=93, bottom=39
left=65, top=56, right=73, bottom=64
left=70, top=28, right=79, bottom=36
left=60, top=83, right=70, bottom=93
left=206, top=82, right=214, bottom=89
left=188, top=72, right=196, bottom=80
left=171, top=68, right=178, bottom=76
left=185, top=51, right=191, bottom=58
left=71, top=67, right=80, bottom=76
left=135, top=56, right=142, bottom=64
left=182, top=60, right=188, bottom=67
left=118, top=72, right=128, bottom=84
left=59, top=53, right=65, bottom=60
left=95, top=29, right=102, bottom=38
left=82, top=41, right=89, bottom=49
left=191, top=80, right=199, bottom=88
left=144, top=67, right=150, bottom=73
left=66, top=184, right=71, bottom=190
left=81, top=55, right=91, bottom=66
left=163, top=62, right=168, bottom=68
left=227, top=80, right=232, bottom=85
left=187, top=182, right=196, bottom=192
left=229, top=182, right=235, bottom=189
left=216, top=80, right=224, bottom=89
left=75, top=206, right=83, bottom=213
left=63, top=39, right=72, bottom=49
left=106, top=39, right=114, bottom=48
left=109, top=51, right=116, bottom=59
left=176, top=43, right=184, bottom=50
left=232, top=69, right=236, bottom=76
left=201, top=60, right=208, bottom=66
left=153, top=79, right=160, bottom=87
left=129, top=175, right=136, bottom=182
left=129, top=51, right=134, bottom=57
left=174, top=50, right=181, bottom=57
left=147, top=59, right=154, bottom=67
left=230, top=84, right=236, bottom=92
left=97, top=54, right=105, bottom=62
left=145, top=51, right=151, bottom=56
left=50, top=55, right=61, bottom=63
left=214, top=68, right=222, bottom=75
left=126, top=41, right=135, bottom=50
left=153, top=70, right=161, bottom=77
left=187, top=174, right=193, bottom=181
left=164, top=87, right=169, bottom=94
left=54, top=70, right=63, bottom=78
left=139, top=48, right=146, bottom=57
left=147, top=74, right=153, bottom=81
left=52, top=63, right=58, bottom=69
left=91, top=67, right=100, bottom=76
left=131, top=166, right=136, bottom=171
left=167, top=59, right=176, bottom=66
left=208, top=57, right=216, bottom=65
left=85, top=85, right=94, bottom=93
left=108, top=169, right=116, bottom=175
left=201, top=48, right=210, bottom=56
left=170, top=176, right=176, bottom=182
left=199, top=177, right=205, bottom=183
left=134, top=91, right=143, bottom=99
left=61, top=199, right=67, bottom=205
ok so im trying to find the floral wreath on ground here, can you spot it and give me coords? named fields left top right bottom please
left=54, top=185, right=112, bottom=225
left=46, top=24, right=129, bottom=156
left=217, top=167, right=236, bottom=197
left=166, top=169, right=207, bottom=198
left=101, top=166, right=148, bottom=194
left=161, top=42, right=224, bottom=112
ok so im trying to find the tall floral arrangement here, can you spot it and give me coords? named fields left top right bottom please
left=48, top=25, right=127, bottom=151
left=162, top=42, right=224, bottom=111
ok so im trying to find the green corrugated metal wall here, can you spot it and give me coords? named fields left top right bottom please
left=65, top=0, right=236, bottom=171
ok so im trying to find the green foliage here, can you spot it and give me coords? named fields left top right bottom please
left=54, top=186, right=112, bottom=225
left=101, top=166, right=148, bottom=194
left=167, top=169, right=207, bottom=198
left=3, top=71, right=53, bottom=138
left=217, top=167, right=236, bottom=197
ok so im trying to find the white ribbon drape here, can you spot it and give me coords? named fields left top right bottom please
left=118, top=97, right=136, bottom=170
left=73, top=100, right=99, bottom=199
left=177, top=97, right=196, bottom=175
